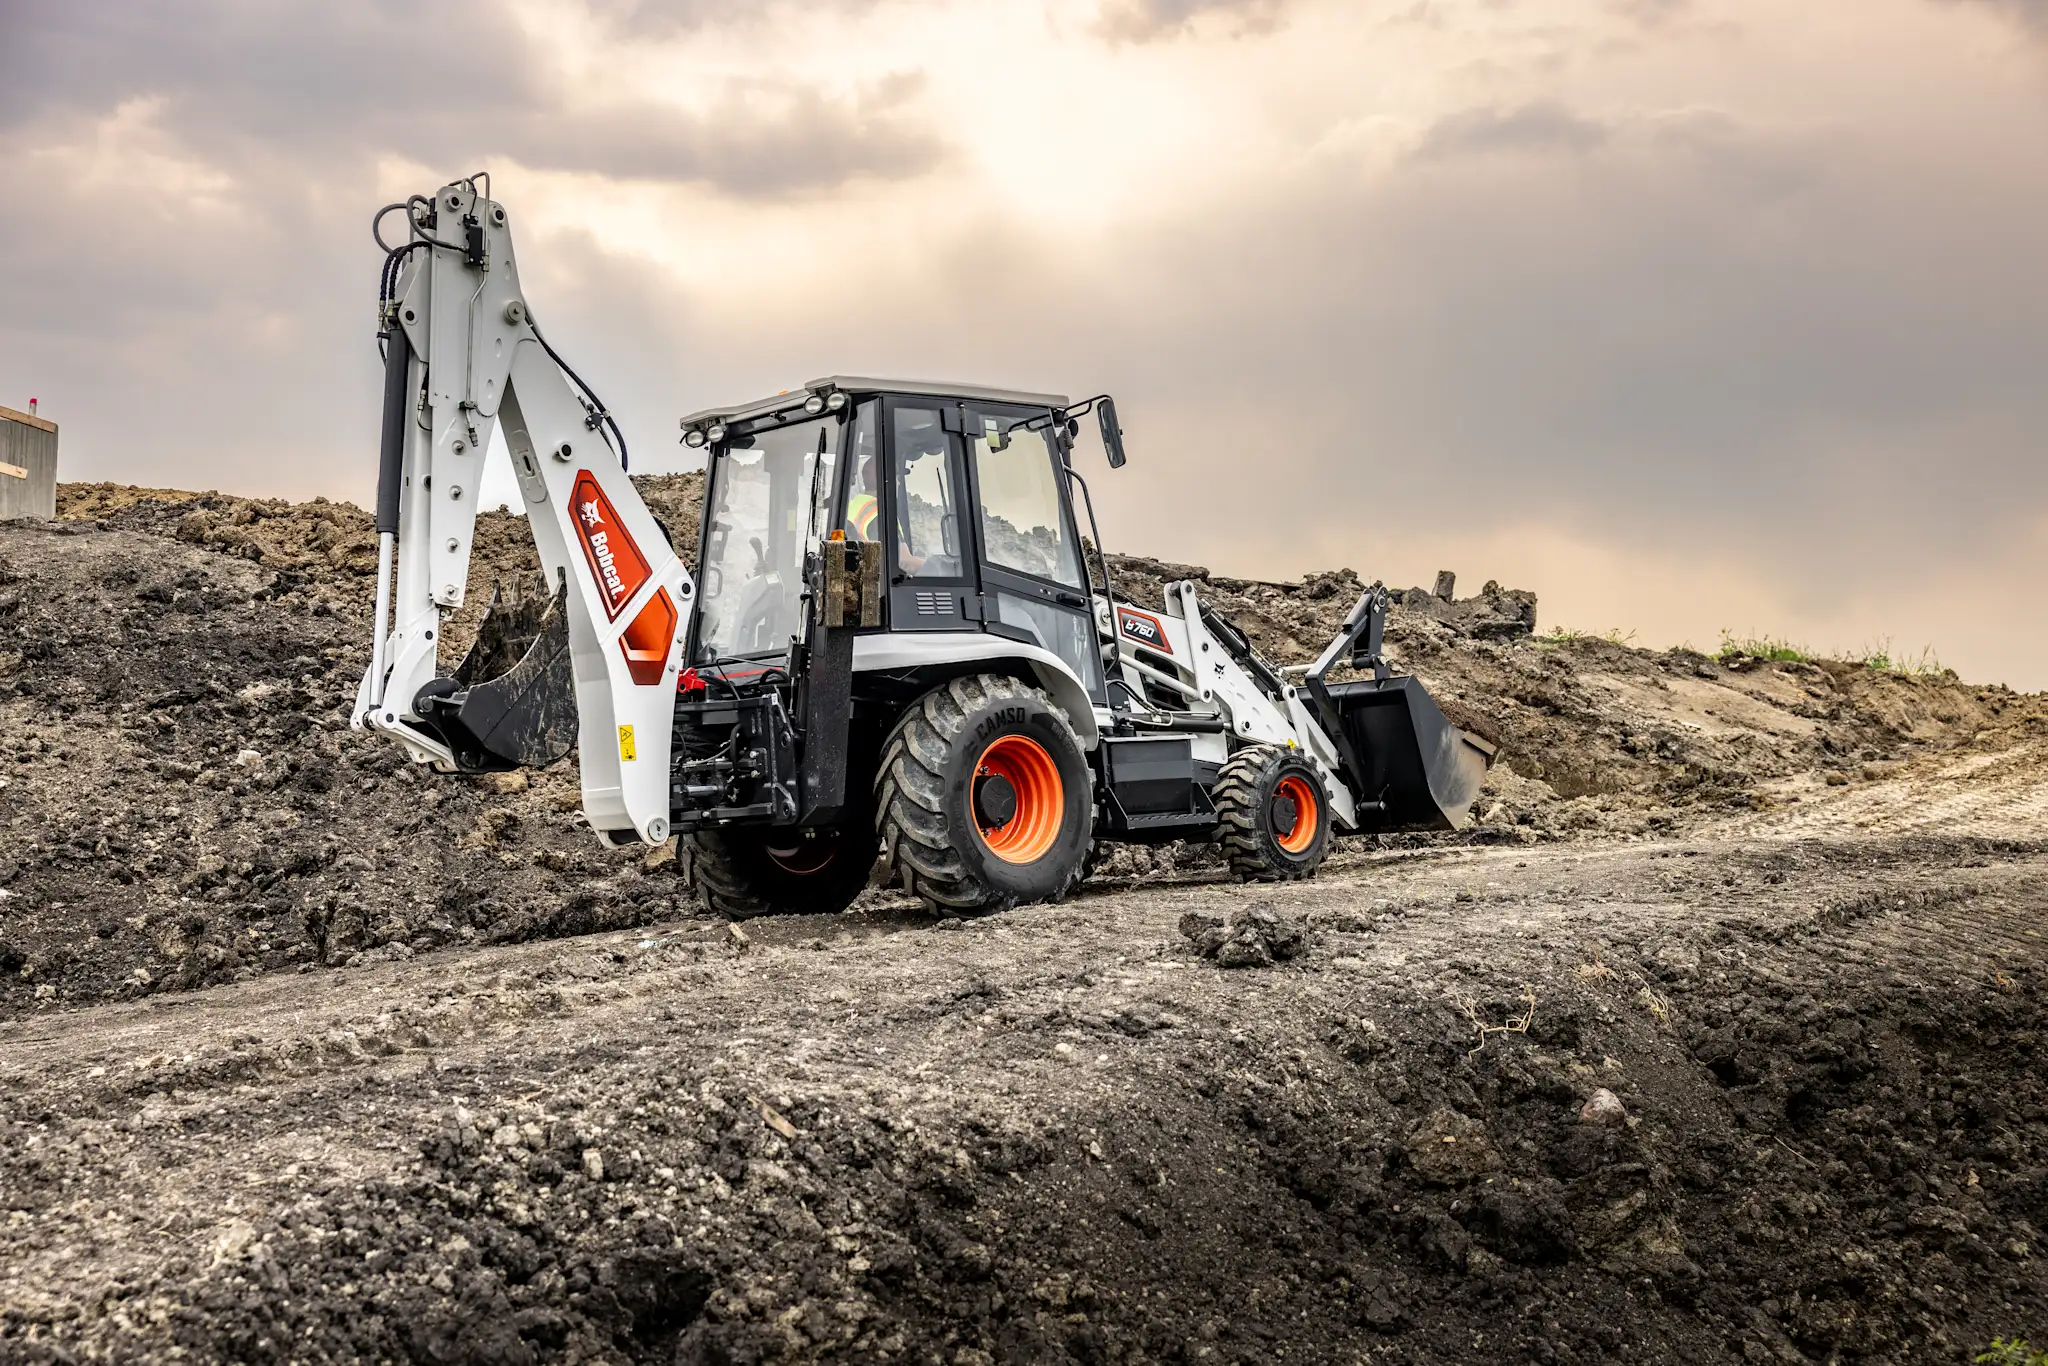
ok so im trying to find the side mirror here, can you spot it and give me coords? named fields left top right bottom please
left=1096, top=397, right=1127, bottom=468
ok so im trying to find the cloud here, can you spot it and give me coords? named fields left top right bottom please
left=1412, top=101, right=1612, bottom=161
left=4, top=0, right=2048, bottom=689
left=511, top=76, right=947, bottom=196
left=0, top=0, right=947, bottom=197
left=1938, top=0, right=2048, bottom=35
left=1091, top=0, right=1289, bottom=44
left=579, top=0, right=879, bottom=39
left=1609, top=0, right=1695, bottom=25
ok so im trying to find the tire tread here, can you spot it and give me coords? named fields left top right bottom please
left=875, top=674, right=1091, bottom=914
left=1212, top=744, right=1328, bottom=883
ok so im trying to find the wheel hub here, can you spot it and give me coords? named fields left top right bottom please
left=1271, top=793, right=1299, bottom=834
left=764, top=837, right=838, bottom=876
left=1272, top=773, right=1321, bottom=854
left=974, top=772, right=1018, bottom=829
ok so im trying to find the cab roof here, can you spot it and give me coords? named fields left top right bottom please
left=680, top=376, right=1070, bottom=429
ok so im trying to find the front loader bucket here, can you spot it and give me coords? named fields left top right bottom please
left=1320, top=676, right=1497, bottom=832
left=414, top=576, right=578, bottom=772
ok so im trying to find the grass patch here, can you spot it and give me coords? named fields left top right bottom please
left=1717, top=631, right=1950, bottom=677
left=1977, top=1340, right=2048, bottom=1366
left=1854, top=637, right=1947, bottom=677
left=1718, top=631, right=1813, bottom=664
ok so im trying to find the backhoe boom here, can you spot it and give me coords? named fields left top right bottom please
left=351, top=178, right=691, bottom=846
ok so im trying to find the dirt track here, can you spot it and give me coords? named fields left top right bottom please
left=3, top=486, right=2047, bottom=1362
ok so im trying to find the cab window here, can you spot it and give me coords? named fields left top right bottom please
left=842, top=401, right=881, bottom=542
left=969, top=421, right=1083, bottom=589
left=891, top=406, right=962, bottom=579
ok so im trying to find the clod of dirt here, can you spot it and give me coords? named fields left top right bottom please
left=1179, top=903, right=1306, bottom=966
left=1403, top=1106, right=1503, bottom=1185
left=1578, top=1086, right=1627, bottom=1126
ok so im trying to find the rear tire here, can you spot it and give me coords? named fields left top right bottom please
left=1213, top=745, right=1332, bottom=882
left=876, top=674, right=1093, bottom=914
left=686, top=825, right=878, bottom=920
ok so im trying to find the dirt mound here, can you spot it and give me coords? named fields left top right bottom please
left=3, top=832, right=2043, bottom=1362
left=0, top=478, right=2039, bottom=1023
left=0, top=478, right=702, bottom=1018
left=4, top=481, right=2048, bottom=1363
left=1106, top=550, right=2038, bottom=832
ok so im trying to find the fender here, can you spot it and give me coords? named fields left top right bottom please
left=852, top=632, right=1100, bottom=749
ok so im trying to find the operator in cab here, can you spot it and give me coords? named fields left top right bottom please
left=844, top=417, right=943, bottom=577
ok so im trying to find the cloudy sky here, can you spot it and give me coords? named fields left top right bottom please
left=5, top=0, right=2046, bottom=685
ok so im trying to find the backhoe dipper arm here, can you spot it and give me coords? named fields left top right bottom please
left=350, top=179, right=694, bottom=847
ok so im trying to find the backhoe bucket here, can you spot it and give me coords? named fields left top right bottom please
left=1320, top=675, right=1497, bottom=832
left=414, top=576, right=578, bottom=772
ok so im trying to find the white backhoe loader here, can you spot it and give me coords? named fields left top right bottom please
left=353, top=178, right=1496, bottom=917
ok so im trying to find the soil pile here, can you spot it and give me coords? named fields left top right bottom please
left=1104, top=553, right=2039, bottom=831
left=3, top=480, right=2046, bottom=1363
left=2, top=820, right=2043, bottom=1362
left=0, top=478, right=702, bottom=1013
left=2, top=477, right=2039, bottom=1019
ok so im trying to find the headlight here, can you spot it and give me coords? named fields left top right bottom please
left=682, top=428, right=706, bottom=448
left=707, top=424, right=727, bottom=444
left=824, top=390, right=847, bottom=412
left=803, top=394, right=826, bottom=415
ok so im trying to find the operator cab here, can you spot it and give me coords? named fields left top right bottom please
left=681, top=378, right=1108, bottom=703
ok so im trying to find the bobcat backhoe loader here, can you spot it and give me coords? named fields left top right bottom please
left=353, top=178, right=1496, bottom=917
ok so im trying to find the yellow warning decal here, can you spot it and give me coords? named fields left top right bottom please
left=618, top=724, right=637, bottom=762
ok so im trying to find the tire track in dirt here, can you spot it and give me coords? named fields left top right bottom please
left=1713, top=740, right=2048, bottom=846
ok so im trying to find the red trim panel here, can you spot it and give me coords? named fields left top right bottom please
left=570, top=471, right=651, bottom=621
left=619, top=589, right=677, bottom=686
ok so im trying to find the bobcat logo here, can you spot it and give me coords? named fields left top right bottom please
left=567, top=472, right=650, bottom=621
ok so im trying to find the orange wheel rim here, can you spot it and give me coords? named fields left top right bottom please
left=1274, top=774, right=1320, bottom=854
left=974, top=734, right=1064, bottom=864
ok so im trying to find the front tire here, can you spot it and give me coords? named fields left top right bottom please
left=876, top=674, right=1093, bottom=914
left=686, top=825, right=878, bottom=920
left=1213, top=745, right=1332, bottom=882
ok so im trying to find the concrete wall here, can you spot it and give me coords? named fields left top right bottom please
left=0, top=406, right=58, bottom=520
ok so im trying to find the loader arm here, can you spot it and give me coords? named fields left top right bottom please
left=350, top=178, right=693, bottom=847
